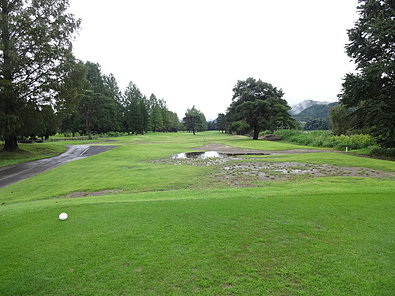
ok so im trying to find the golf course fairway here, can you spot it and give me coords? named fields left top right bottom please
left=1, top=132, right=394, bottom=295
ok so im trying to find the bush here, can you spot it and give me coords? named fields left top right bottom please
left=370, top=147, right=395, bottom=159
left=275, top=129, right=377, bottom=150
left=330, top=134, right=376, bottom=150
left=275, top=130, right=332, bottom=147
left=105, top=131, right=129, bottom=137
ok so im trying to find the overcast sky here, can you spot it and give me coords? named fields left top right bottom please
left=68, top=0, right=359, bottom=120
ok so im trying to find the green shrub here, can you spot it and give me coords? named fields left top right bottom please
left=275, top=130, right=332, bottom=147
left=105, top=131, right=129, bottom=137
left=370, top=147, right=395, bottom=159
left=275, top=129, right=377, bottom=150
left=330, top=134, right=377, bottom=150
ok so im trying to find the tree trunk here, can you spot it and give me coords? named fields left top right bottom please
left=85, top=115, right=92, bottom=139
left=1, top=3, right=18, bottom=152
left=252, top=128, right=260, bottom=140
left=3, top=134, right=18, bottom=151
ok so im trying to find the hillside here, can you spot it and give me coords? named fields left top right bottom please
left=290, top=100, right=331, bottom=115
left=293, top=102, right=338, bottom=121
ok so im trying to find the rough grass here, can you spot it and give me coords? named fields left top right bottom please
left=274, top=129, right=377, bottom=150
left=0, top=131, right=394, bottom=295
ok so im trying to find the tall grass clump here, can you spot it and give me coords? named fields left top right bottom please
left=275, top=130, right=377, bottom=150
left=330, top=134, right=377, bottom=149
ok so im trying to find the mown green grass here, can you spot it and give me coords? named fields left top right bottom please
left=0, top=131, right=394, bottom=295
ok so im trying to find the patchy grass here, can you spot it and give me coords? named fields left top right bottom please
left=0, top=131, right=394, bottom=295
left=245, top=152, right=395, bottom=172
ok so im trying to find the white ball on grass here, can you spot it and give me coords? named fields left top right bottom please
left=59, top=212, right=68, bottom=221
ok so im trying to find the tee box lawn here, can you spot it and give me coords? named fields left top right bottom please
left=0, top=131, right=394, bottom=295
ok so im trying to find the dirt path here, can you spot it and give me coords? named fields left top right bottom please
left=0, top=145, right=117, bottom=188
left=191, top=143, right=339, bottom=155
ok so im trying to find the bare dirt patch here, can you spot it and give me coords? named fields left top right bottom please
left=215, top=161, right=394, bottom=187
left=153, top=152, right=393, bottom=187
left=62, top=189, right=123, bottom=199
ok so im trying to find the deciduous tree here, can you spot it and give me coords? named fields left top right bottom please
left=227, top=78, right=294, bottom=139
left=0, top=0, right=80, bottom=150
left=340, top=0, right=395, bottom=147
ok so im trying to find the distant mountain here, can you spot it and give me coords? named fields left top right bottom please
left=290, top=100, right=332, bottom=115
left=293, top=102, right=338, bottom=121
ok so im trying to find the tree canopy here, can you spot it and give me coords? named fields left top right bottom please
left=303, top=118, right=329, bottom=131
left=329, top=104, right=354, bottom=136
left=339, top=0, right=395, bottom=147
left=215, top=113, right=226, bottom=133
left=0, top=0, right=80, bottom=150
left=58, top=67, right=180, bottom=136
left=183, top=106, right=207, bottom=135
left=226, top=78, right=295, bottom=139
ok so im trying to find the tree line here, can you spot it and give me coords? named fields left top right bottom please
left=57, top=61, right=182, bottom=139
left=3, top=58, right=183, bottom=144
left=0, top=0, right=296, bottom=149
left=1, top=0, right=393, bottom=150
left=0, top=0, right=191, bottom=150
